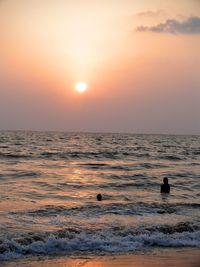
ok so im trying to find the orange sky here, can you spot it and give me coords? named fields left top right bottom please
left=0, top=0, right=200, bottom=134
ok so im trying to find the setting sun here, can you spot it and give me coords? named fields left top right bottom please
left=75, top=82, right=87, bottom=93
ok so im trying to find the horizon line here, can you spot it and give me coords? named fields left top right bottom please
left=0, top=129, right=199, bottom=137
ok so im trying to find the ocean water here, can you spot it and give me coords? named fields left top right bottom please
left=0, top=131, right=200, bottom=261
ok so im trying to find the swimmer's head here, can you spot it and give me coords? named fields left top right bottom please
left=96, top=194, right=102, bottom=201
left=163, top=177, right=168, bottom=184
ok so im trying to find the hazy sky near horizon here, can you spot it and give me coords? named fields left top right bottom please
left=0, top=0, right=200, bottom=134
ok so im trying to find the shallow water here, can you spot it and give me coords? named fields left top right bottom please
left=0, top=131, right=200, bottom=260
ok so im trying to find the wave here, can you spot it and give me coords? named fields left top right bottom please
left=0, top=222, right=199, bottom=261
left=0, top=152, right=31, bottom=160
left=11, top=202, right=200, bottom=218
left=40, top=151, right=122, bottom=160
left=160, top=155, right=184, bottom=161
left=1, top=154, right=193, bottom=162
left=0, top=150, right=196, bottom=163
left=106, top=173, right=148, bottom=180
left=0, top=171, right=41, bottom=180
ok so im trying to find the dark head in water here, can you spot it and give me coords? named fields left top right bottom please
left=161, top=177, right=170, bottom=193
left=97, top=194, right=102, bottom=201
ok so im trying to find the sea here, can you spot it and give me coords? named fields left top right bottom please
left=0, top=131, right=200, bottom=261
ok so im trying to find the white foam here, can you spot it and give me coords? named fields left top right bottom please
left=1, top=229, right=200, bottom=261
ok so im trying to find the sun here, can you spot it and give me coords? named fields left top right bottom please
left=75, top=82, right=87, bottom=93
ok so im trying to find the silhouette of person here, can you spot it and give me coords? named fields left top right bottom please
left=160, top=177, right=170, bottom=193
left=96, top=194, right=102, bottom=201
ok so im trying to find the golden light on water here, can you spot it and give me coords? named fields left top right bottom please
left=75, top=82, right=87, bottom=93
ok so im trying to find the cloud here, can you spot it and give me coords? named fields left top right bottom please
left=136, top=16, right=200, bottom=34
left=137, top=10, right=166, bottom=18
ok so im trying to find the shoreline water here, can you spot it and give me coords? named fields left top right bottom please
left=2, top=248, right=200, bottom=267
left=0, top=132, right=200, bottom=262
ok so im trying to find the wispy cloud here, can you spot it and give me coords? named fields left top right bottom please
left=136, top=10, right=166, bottom=18
left=136, top=16, right=200, bottom=34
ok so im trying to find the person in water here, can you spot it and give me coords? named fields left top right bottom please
left=160, top=177, right=170, bottom=193
left=96, top=193, right=102, bottom=201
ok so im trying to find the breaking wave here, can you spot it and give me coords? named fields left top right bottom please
left=0, top=222, right=200, bottom=261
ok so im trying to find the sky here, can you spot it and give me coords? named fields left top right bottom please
left=0, top=0, right=200, bottom=134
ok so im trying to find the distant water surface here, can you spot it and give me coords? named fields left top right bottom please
left=0, top=131, right=200, bottom=260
